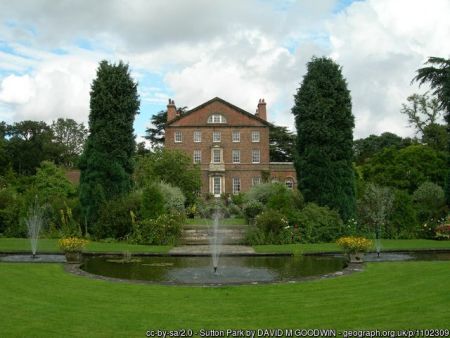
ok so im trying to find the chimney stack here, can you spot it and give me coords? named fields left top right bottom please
left=257, top=98, right=267, bottom=120
left=167, top=99, right=177, bottom=121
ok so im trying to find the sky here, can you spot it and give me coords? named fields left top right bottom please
left=0, top=0, right=449, bottom=144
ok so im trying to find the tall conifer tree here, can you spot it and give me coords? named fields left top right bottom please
left=79, top=60, right=139, bottom=228
left=292, top=57, right=355, bottom=221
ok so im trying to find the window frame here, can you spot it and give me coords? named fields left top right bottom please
left=232, top=177, right=241, bottom=195
left=285, top=178, right=294, bottom=189
left=174, top=131, right=182, bottom=143
left=212, top=149, right=221, bottom=163
left=232, top=149, right=240, bottom=164
left=193, top=150, right=201, bottom=164
left=252, top=177, right=261, bottom=186
left=232, top=130, right=240, bottom=142
left=252, top=149, right=260, bottom=163
left=207, top=114, right=227, bottom=124
left=212, top=131, right=221, bottom=143
left=251, top=130, right=260, bottom=143
left=193, top=131, right=202, bottom=143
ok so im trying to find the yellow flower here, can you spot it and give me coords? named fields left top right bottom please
left=336, top=236, right=372, bottom=254
left=58, top=237, right=88, bottom=252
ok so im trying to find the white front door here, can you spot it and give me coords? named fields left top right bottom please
left=213, top=176, right=221, bottom=197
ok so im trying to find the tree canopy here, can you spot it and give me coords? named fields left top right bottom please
left=360, top=144, right=447, bottom=193
left=145, top=107, right=187, bottom=148
left=292, top=56, right=355, bottom=221
left=134, top=148, right=201, bottom=205
left=269, top=125, right=296, bottom=162
left=79, top=60, right=140, bottom=228
left=412, top=56, right=450, bottom=203
left=353, top=132, right=413, bottom=165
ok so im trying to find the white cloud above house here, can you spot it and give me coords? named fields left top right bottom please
left=0, top=0, right=449, bottom=139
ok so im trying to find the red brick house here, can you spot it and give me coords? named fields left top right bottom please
left=165, top=97, right=296, bottom=196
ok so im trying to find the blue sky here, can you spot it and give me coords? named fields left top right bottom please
left=0, top=0, right=449, bottom=142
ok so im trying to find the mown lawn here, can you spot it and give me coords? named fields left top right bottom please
left=0, top=261, right=449, bottom=337
left=254, top=239, right=450, bottom=254
left=0, top=238, right=171, bottom=253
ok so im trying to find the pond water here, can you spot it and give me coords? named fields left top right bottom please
left=79, top=251, right=450, bottom=285
left=81, top=255, right=347, bottom=284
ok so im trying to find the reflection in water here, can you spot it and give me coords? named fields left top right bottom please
left=81, top=255, right=346, bottom=284
left=80, top=251, right=450, bottom=284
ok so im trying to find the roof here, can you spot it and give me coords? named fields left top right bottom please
left=166, top=96, right=273, bottom=127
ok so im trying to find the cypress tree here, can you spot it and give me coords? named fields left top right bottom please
left=79, top=60, right=140, bottom=228
left=292, top=57, right=355, bottom=221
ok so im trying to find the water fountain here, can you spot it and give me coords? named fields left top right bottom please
left=210, top=208, right=224, bottom=274
left=375, top=227, right=381, bottom=257
left=25, top=197, right=45, bottom=259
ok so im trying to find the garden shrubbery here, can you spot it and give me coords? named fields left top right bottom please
left=129, top=212, right=185, bottom=245
left=243, top=183, right=341, bottom=244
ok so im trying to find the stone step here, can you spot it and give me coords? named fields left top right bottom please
left=181, top=227, right=246, bottom=245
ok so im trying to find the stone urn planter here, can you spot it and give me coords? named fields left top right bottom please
left=58, top=237, right=88, bottom=264
left=64, top=251, right=82, bottom=263
left=336, top=236, right=372, bottom=264
left=348, top=252, right=364, bottom=263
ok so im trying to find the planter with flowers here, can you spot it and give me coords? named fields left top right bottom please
left=58, top=237, right=88, bottom=263
left=435, top=217, right=450, bottom=240
left=336, top=236, right=373, bottom=263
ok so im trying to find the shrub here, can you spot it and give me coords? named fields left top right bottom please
left=357, top=183, right=394, bottom=235
left=255, top=209, right=288, bottom=235
left=196, top=198, right=228, bottom=218
left=294, top=203, right=343, bottom=243
left=231, top=192, right=246, bottom=206
left=435, top=217, right=450, bottom=240
left=94, top=193, right=141, bottom=239
left=129, top=212, right=185, bottom=245
left=244, top=225, right=267, bottom=245
left=158, top=182, right=185, bottom=213
left=141, top=183, right=165, bottom=219
left=413, top=182, right=447, bottom=221
left=387, top=189, right=418, bottom=239
left=0, top=188, right=25, bottom=236
left=242, top=200, right=264, bottom=221
left=227, top=203, right=243, bottom=218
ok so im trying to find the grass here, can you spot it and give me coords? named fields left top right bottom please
left=0, top=261, right=449, bottom=337
left=0, top=238, right=171, bottom=253
left=254, top=239, right=450, bottom=254
left=186, top=218, right=247, bottom=226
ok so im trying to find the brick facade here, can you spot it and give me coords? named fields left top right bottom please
left=165, top=97, right=296, bottom=196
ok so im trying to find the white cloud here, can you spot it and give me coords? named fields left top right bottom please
left=328, top=0, right=450, bottom=138
left=0, top=55, right=99, bottom=123
left=1, top=0, right=449, bottom=141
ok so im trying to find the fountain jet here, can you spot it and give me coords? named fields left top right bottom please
left=25, top=196, right=44, bottom=259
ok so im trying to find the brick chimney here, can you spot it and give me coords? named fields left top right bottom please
left=257, top=98, right=267, bottom=120
left=167, top=99, right=177, bottom=121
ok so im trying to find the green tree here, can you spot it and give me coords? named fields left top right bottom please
left=401, top=93, right=443, bottom=135
left=413, top=57, right=450, bottom=203
left=422, top=123, right=448, bottom=152
left=34, top=161, right=76, bottom=201
left=269, top=125, right=296, bottom=162
left=5, top=120, right=61, bottom=175
left=79, top=60, right=140, bottom=228
left=353, top=132, right=413, bottom=164
left=357, top=183, right=394, bottom=237
left=145, top=106, right=187, bottom=148
left=134, top=149, right=201, bottom=205
left=292, top=56, right=355, bottom=221
left=51, top=118, right=88, bottom=167
left=413, top=182, right=447, bottom=224
left=361, top=144, right=447, bottom=193
left=0, top=122, right=9, bottom=175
